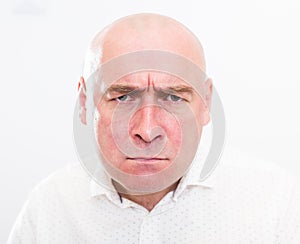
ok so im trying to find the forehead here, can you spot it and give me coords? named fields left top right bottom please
left=110, top=71, right=191, bottom=88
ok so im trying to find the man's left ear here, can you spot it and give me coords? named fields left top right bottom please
left=202, top=78, right=213, bottom=125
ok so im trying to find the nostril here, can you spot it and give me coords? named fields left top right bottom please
left=135, top=134, right=143, bottom=141
left=151, top=134, right=162, bottom=141
left=135, top=134, right=151, bottom=144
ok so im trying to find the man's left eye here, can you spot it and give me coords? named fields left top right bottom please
left=167, top=94, right=183, bottom=102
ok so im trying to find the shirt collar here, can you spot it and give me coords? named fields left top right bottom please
left=89, top=168, right=117, bottom=199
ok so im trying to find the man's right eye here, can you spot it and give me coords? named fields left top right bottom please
left=116, top=94, right=130, bottom=102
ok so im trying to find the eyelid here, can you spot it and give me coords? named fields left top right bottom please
left=107, top=89, right=145, bottom=101
left=157, top=89, right=178, bottom=96
left=157, top=90, right=189, bottom=101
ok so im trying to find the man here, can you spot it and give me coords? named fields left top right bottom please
left=8, top=13, right=300, bottom=243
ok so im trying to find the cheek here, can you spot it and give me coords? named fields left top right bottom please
left=96, top=111, right=115, bottom=151
left=167, top=122, right=181, bottom=145
left=96, top=115, right=124, bottom=167
left=169, top=108, right=203, bottom=149
left=159, top=113, right=182, bottom=149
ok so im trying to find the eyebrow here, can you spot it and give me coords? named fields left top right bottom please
left=158, top=85, right=194, bottom=95
left=106, top=85, right=139, bottom=94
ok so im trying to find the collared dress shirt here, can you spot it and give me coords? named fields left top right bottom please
left=7, top=147, right=300, bottom=243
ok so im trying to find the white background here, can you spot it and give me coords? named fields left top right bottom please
left=1, top=0, right=300, bottom=242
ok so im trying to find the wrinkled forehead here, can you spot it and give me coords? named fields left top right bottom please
left=111, top=71, right=189, bottom=88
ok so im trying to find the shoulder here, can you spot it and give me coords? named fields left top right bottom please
left=208, top=147, right=299, bottom=205
left=214, top=147, right=296, bottom=188
left=7, top=164, right=93, bottom=243
left=29, top=163, right=93, bottom=204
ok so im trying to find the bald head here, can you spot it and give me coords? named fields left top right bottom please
left=83, top=13, right=206, bottom=79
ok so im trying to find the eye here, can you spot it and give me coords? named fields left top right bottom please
left=116, top=95, right=128, bottom=101
left=115, top=94, right=136, bottom=102
left=167, top=94, right=183, bottom=102
left=111, top=90, right=142, bottom=103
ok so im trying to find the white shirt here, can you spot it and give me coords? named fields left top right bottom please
left=7, top=147, right=300, bottom=244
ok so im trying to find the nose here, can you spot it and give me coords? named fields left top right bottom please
left=130, top=105, right=164, bottom=145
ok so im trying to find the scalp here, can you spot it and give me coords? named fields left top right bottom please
left=88, top=13, right=206, bottom=72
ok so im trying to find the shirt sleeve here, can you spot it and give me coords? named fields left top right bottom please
left=276, top=177, right=300, bottom=243
left=7, top=188, right=39, bottom=244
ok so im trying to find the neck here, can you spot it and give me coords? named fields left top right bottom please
left=113, top=180, right=180, bottom=212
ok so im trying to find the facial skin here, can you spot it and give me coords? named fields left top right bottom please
left=96, top=71, right=206, bottom=176
left=78, top=13, right=213, bottom=210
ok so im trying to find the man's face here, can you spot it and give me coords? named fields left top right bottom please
left=95, top=71, right=209, bottom=176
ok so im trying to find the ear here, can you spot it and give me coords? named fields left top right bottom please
left=78, top=76, right=87, bottom=125
left=202, top=78, right=213, bottom=125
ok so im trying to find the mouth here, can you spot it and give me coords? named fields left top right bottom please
left=126, top=157, right=168, bottom=163
left=123, top=157, right=171, bottom=174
